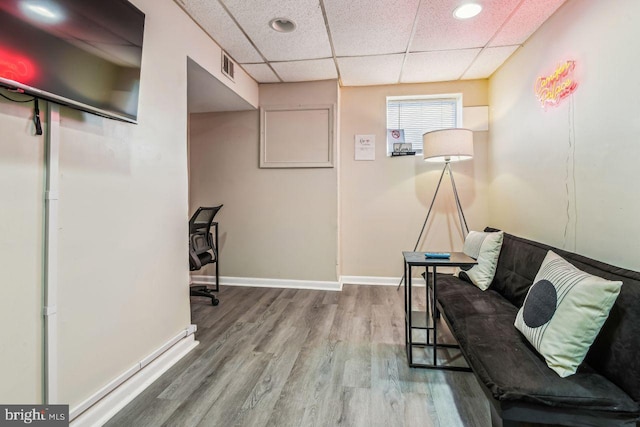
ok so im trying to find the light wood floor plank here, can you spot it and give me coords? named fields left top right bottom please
left=162, top=350, right=271, bottom=427
left=342, top=315, right=371, bottom=389
left=233, top=325, right=310, bottom=427
left=106, top=284, right=490, bottom=427
left=336, top=386, right=371, bottom=427
left=371, top=342, right=405, bottom=427
left=403, top=392, right=437, bottom=427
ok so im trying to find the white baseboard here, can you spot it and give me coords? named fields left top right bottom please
left=340, top=275, right=426, bottom=286
left=189, top=275, right=429, bottom=290
left=190, top=275, right=341, bottom=291
left=70, top=330, right=198, bottom=427
left=339, top=276, right=400, bottom=286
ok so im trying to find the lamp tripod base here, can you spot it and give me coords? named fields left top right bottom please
left=397, top=161, right=469, bottom=289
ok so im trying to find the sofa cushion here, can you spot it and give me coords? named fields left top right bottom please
left=515, top=251, right=622, bottom=378
left=485, top=228, right=546, bottom=307
left=435, top=274, right=639, bottom=414
left=435, top=274, right=517, bottom=332
left=455, top=230, right=504, bottom=290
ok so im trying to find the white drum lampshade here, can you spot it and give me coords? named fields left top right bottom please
left=423, top=128, right=474, bottom=163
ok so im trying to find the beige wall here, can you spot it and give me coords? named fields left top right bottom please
left=340, top=81, right=490, bottom=277
left=189, top=80, right=339, bottom=282
left=488, top=0, right=640, bottom=270
left=0, top=0, right=258, bottom=409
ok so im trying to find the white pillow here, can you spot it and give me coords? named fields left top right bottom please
left=514, top=251, right=622, bottom=377
left=455, top=230, right=503, bottom=290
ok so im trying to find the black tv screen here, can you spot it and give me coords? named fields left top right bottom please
left=0, top=0, right=145, bottom=123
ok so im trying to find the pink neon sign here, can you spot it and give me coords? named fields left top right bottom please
left=534, top=60, right=578, bottom=109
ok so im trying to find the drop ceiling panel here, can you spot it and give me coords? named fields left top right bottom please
left=411, top=0, right=521, bottom=51
left=323, top=0, right=420, bottom=56
left=221, top=0, right=332, bottom=61
left=271, top=59, right=338, bottom=82
left=338, top=55, right=404, bottom=86
left=179, top=0, right=262, bottom=63
left=462, top=45, right=519, bottom=79
left=242, top=63, right=281, bottom=83
left=401, top=49, right=480, bottom=83
left=178, top=0, right=570, bottom=86
left=490, top=0, right=568, bottom=46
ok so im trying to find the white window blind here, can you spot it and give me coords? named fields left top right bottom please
left=386, top=97, right=459, bottom=153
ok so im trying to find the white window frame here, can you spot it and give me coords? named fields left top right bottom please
left=386, top=93, right=463, bottom=156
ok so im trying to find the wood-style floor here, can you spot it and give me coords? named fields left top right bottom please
left=106, top=285, right=490, bottom=426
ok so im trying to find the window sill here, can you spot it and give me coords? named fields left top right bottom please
left=388, top=152, right=418, bottom=157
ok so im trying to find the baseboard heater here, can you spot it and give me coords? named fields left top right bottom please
left=70, top=325, right=197, bottom=422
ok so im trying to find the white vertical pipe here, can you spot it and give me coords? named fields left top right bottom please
left=44, top=102, right=60, bottom=403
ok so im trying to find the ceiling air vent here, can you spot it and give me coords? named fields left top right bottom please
left=221, top=52, right=235, bottom=81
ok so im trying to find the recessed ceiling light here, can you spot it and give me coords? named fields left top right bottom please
left=20, top=1, right=65, bottom=24
left=269, top=18, right=296, bottom=33
left=453, top=3, right=482, bottom=20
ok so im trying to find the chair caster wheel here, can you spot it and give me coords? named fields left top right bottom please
left=212, top=298, right=219, bottom=306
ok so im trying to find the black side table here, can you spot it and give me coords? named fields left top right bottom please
left=402, top=251, right=476, bottom=370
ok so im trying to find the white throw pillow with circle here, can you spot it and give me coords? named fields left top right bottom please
left=514, top=250, right=622, bottom=377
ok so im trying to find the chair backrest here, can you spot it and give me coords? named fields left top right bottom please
left=189, top=205, right=222, bottom=271
left=190, top=232, right=211, bottom=255
left=189, top=205, right=223, bottom=234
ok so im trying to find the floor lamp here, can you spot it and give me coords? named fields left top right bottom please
left=398, top=128, right=474, bottom=288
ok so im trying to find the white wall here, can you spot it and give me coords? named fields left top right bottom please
left=488, top=0, right=640, bottom=270
left=0, top=0, right=258, bottom=411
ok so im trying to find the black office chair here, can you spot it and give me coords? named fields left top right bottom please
left=189, top=205, right=222, bottom=305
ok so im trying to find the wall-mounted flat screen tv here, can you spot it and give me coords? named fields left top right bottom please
left=0, top=0, right=145, bottom=123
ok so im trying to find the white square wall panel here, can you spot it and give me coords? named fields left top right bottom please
left=401, top=49, right=480, bottom=83
left=271, top=59, right=338, bottom=82
left=323, top=0, right=420, bottom=56
left=338, top=55, right=404, bottom=86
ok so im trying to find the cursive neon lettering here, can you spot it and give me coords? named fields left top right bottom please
left=534, top=60, right=578, bottom=109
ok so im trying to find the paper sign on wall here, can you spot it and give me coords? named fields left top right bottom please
left=387, top=129, right=405, bottom=144
left=355, top=134, right=375, bottom=161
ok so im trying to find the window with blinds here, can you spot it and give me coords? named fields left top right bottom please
left=386, top=95, right=461, bottom=154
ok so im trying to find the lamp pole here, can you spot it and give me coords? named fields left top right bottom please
left=397, top=160, right=470, bottom=289
left=397, top=128, right=474, bottom=289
